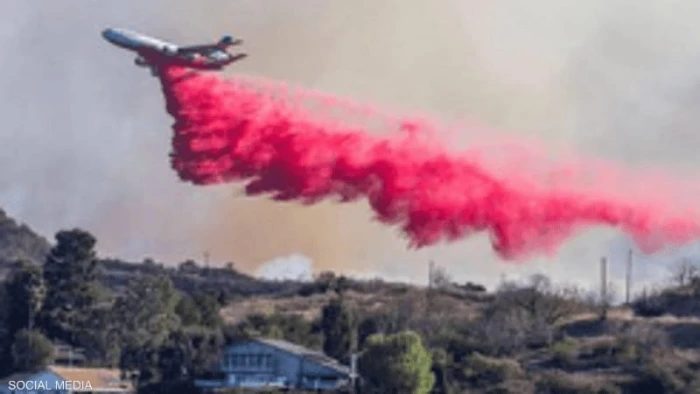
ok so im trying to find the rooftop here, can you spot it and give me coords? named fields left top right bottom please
left=240, top=337, right=351, bottom=375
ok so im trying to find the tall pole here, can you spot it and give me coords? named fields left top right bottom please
left=428, top=261, right=435, bottom=289
left=601, top=257, right=608, bottom=299
left=600, top=257, right=608, bottom=319
left=625, top=249, right=633, bottom=304
left=350, top=353, right=358, bottom=394
left=427, top=261, right=435, bottom=317
left=28, top=300, right=32, bottom=331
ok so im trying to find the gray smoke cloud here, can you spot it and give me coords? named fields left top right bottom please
left=2, top=1, right=700, bottom=294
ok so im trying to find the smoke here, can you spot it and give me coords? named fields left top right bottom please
left=255, top=254, right=314, bottom=282
left=2, top=1, right=700, bottom=289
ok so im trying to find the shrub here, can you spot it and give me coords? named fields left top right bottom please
left=460, top=352, right=524, bottom=388
left=625, top=351, right=695, bottom=394
left=632, top=290, right=666, bottom=317
left=535, top=371, right=620, bottom=394
left=549, top=337, right=579, bottom=368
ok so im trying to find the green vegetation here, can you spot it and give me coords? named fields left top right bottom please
left=10, top=329, right=54, bottom=372
left=320, top=297, right=354, bottom=362
left=0, top=209, right=50, bottom=267
left=40, top=229, right=101, bottom=345
left=3, top=209, right=700, bottom=393
left=359, top=331, right=435, bottom=394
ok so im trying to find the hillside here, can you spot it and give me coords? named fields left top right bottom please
left=0, top=208, right=307, bottom=298
left=0, top=209, right=51, bottom=274
left=4, top=207, right=700, bottom=392
left=221, top=276, right=700, bottom=393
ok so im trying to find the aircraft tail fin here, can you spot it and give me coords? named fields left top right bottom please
left=217, top=35, right=242, bottom=48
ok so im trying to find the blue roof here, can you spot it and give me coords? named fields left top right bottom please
left=234, top=337, right=351, bottom=375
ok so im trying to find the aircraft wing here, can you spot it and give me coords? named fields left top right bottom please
left=178, top=40, right=243, bottom=54
left=177, top=45, right=216, bottom=55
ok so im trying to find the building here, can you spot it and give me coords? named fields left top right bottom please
left=0, top=365, right=134, bottom=394
left=53, top=341, right=86, bottom=367
left=195, top=338, right=353, bottom=391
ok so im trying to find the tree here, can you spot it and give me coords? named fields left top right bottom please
left=175, top=295, right=202, bottom=327
left=74, top=305, right=121, bottom=367
left=358, top=315, right=382, bottom=350
left=335, top=275, right=350, bottom=295
left=40, top=229, right=101, bottom=344
left=359, top=331, right=435, bottom=394
left=175, top=291, right=222, bottom=329
left=670, top=259, right=699, bottom=287
left=320, top=298, right=354, bottom=362
left=0, top=286, right=12, bottom=376
left=1, top=260, right=47, bottom=373
left=4, top=260, right=45, bottom=335
left=11, top=329, right=55, bottom=372
left=316, top=271, right=338, bottom=293
left=431, top=348, right=453, bottom=394
left=178, top=260, right=198, bottom=272
left=480, top=274, right=582, bottom=353
left=157, top=326, right=224, bottom=380
left=115, top=274, right=181, bottom=386
left=193, top=292, right=223, bottom=328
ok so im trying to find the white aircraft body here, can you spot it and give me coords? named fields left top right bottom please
left=102, top=28, right=247, bottom=76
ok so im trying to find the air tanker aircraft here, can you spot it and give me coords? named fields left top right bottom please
left=102, top=28, right=247, bottom=76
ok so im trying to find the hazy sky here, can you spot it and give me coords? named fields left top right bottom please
left=3, top=1, right=700, bottom=295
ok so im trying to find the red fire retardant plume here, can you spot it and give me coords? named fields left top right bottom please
left=157, top=66, right=700, bottom=260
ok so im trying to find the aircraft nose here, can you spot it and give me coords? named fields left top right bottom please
left=102, top=28, right=120, bottom=42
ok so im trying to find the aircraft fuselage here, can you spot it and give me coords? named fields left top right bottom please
left=102, top=28, right=179, bottom=54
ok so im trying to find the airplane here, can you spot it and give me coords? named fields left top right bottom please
left=101, top=27, right=247, bottom=76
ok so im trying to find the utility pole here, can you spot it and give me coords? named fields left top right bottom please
left=625, top=249, right=633, bottom=304
left=28, top=300, right=32, bottom=360
left=204, top=251, right=210, bottom=267
left=427, top=261, right=436, bottom=317
left=27, top=300, right=32, bottom=331
left=350, top=353, right=358, bottom=394
left=600, top=257, right=609, bottom=320
left=428, top=260, right=435, bottom=289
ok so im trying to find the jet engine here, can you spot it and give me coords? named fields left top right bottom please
left=162, top=46, right=178, bottom=55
